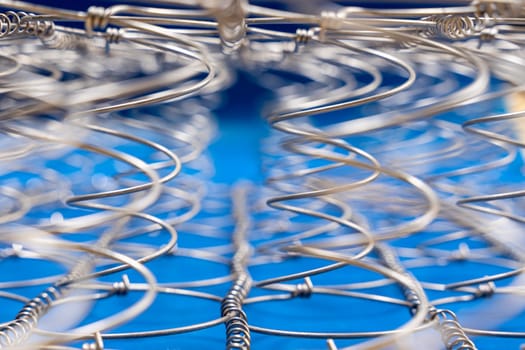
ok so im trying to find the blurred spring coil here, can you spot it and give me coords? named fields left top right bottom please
left=375, top=244, right=422, bottom=315
left=0, top=11, right=88, bottom=50
left=377, top=234, right=477, bottom=349
left=0, top=286, right=61, bottom=347
left=430, top=308, right=477, bottom=350
left=0, top=11, right=54, bottom=38
left=221, top=186, right=252, bottom=350
left=424, top=15, right=476, bottom=40
left=221, top=274, right=252, bottom=350
left=0, top=0, right=522, bottom=349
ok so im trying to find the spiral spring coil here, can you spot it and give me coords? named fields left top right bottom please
left=429, top=308, right=477, bottom=350
left=424, top=15, right=478, bottom=40
left=221, top=186, right=252, bottom=350
left=0, top=286, right=61, bottom=347
left=0, top=11, right=54, bottom=38
left=222, top=274, right=252, bottom=350
left=0, top=10, right=90, bottom=50
left=0, top=0, right=521, bottom=349
left=374, top=244, right=423, bottom=316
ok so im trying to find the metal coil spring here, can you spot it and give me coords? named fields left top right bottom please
left=374, top=244, right=421, bottom=315
left=221, top=273, right=252, bottom=350
left=39, top=29, right=89, bottom=50
left=222, top=186, right=252, bottom=350
left=424, top=15, right=476, bottom=40
left=0, top=11, right=54, bottom=39
left=0, top=286, right=61, bottom=348
left=430, top=308, right=477, bottom=350
left=0, top=11, right=89, bottom=50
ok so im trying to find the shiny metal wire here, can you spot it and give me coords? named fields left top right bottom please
left=0, top=1, right=523, bottom=349
left=221, top=185, right=252, bottom=350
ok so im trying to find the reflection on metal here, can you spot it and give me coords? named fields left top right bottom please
left=0, top=1, right=522, bottom=349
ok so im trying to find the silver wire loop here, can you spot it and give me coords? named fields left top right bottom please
left=0, top=0, right=521, bottom=349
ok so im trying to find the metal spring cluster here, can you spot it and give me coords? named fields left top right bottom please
left=0, top=9, right=87, bottom=52
left=0, top=0, right=523, bottom=349
left=222, top=189, right=252, bottom=350
left=423, top=15, right=481, bottom=40
left=0, top=10, right=88, bottom=50
left=421, top=0, right=521, bottom=42
left=430, top=308, right=477, bottom=350
left=0, top=11, right=54, bottom=38
left=375, top=244, right=422, bottom=315
left=221, top=273, right=252, bottom=350
left=0, top=286, right=61, bottom=347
